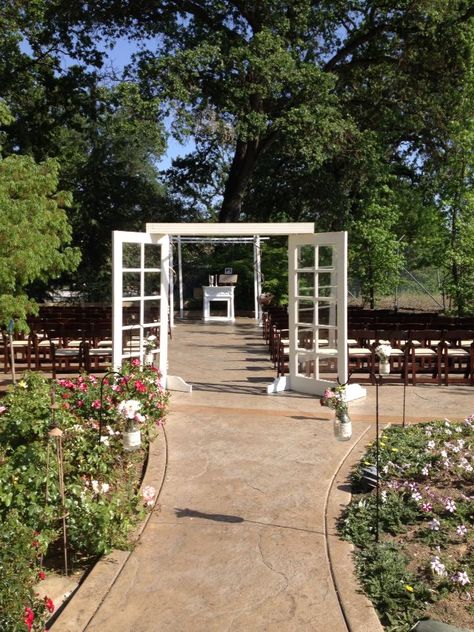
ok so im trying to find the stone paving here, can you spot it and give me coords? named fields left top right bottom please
left=50, top=318, right=474, bottom=631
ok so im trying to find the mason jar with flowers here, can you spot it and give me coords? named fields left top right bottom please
left=117, top=399, right=146, bottom=451
left=320, top=384, right=352, bottom=441
left=375, top=343, right=392, bottom=375
left=144, top=335, right=157, bottom=366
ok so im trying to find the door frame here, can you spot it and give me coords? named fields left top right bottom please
left=287, top=231, right=348, bottom=396
left=112, top=223, right=365, bottom=400
left=112, top=230, right=169, bottom=381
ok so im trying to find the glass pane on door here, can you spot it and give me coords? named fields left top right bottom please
left=289, top=232, right=347, bottom=395
left=113, top=232, right=168, bottom=379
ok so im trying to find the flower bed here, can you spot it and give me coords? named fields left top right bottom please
left=0, top=361, right=169, bottom=631
left=339, top=416, right=474, bottom=631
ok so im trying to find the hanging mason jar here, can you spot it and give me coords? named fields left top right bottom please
left=123, top=424, right=141, bottom=451
left=333, top=411, right=352, bottom=441
left=379, top=360, right=390, bottom=375
left=144, top=352, right=154, bottom=366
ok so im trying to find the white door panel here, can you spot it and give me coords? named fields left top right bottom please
left=112, top=231, right=169, bottom=382
left=288, top=232, right=347, bottom=395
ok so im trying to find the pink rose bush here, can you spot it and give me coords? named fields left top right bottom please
left=0, top=363, right=170, bottom=630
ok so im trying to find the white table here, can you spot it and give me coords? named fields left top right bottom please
left=203, top=286, right=235, bottom=321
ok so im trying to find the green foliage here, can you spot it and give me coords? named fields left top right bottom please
left=0, top=150, right=80, bottom=330
left=355, top=543, right=435, bottom=631
left=350, top=197, right=404, bottom=308
left=342, top=417, right=474, bottom=629
left=0, top=362, right=170, bottom=626
left=423, top=44, right=474, bottom=315
left=261, top=240, right=289, bottom=306
left=0, top=511, right=51, bottom=632
left=25, top=0, right=471, bottom=224
left=340, top=492, right=420, bottom=549
left=2, top=1, right=474, bottom=309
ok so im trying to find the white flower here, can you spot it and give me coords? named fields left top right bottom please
left=375, top=344, right=392, bottom=360
left=91, top=480, right=109, bottom=494
left=426, top=440, right=436, bottom=450
left=381, top=490, right=388, bottom=503
left=430, top=556, right=447, bottom=576
left=100, top=436, right=110, bottom=446
left=429, top=518, right=441, bottom=531
left=117, top=399, right=142, bottom=419
left=456, top=524, right=467, bottom=537
left=444, top=498, right=456, bottom=513
left=421, top=465, right=430, bottom=476
left=145, top=335, right=158, bottom=352
left=452, top=571, right=470, bottom=586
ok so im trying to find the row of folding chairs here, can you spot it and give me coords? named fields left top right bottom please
left=262, top=309, right=474, bottom=385
left=1, top=327, right=113, bottom=377
left=349, top=328, right=474, bottom=385
left=262, top=308, right=289, bottom=376
left=348, top=307, right=474, bottom=330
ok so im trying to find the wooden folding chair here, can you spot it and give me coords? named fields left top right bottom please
left=404, top=329, right=442, bottom=386
left=440, top=330, right=474, bottom=386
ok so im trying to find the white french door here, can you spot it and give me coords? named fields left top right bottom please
left=288, top=232, right=348, bottom=396
left=112, top=231, right=169, bottom=382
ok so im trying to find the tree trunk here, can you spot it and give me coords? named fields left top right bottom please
left=218, top=138, right=260, bottom=222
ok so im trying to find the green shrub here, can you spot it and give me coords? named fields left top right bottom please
left=0, top=511, right=52, bottom=632
left=355, top=543, right=435, bottom=631
left=0, top=362, right=170, bottom=626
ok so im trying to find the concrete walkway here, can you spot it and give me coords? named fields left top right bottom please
left=52, top=319, right=474, bottom=631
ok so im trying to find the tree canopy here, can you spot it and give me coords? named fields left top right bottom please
left=0, top=104, right=80, bottom=329
left=1, top=2, right=474, bottom=311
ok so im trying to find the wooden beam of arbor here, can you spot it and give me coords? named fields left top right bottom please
left=146, top=222, right=315, bottom=236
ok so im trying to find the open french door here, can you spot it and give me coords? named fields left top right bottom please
left=288, top=231, right=348, bottom=396
left=112, top=231, right=169, bottom=383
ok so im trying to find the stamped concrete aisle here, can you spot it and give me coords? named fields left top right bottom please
left=80, top=320, right=371, bottom=631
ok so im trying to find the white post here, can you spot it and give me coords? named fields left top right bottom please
left=160, top=236, right=170, bottom=381
left=178, top=236, right=184, bottom=319
left=169, top=239, right=175, bottom=329
left=337, top=232, right=348, bottom=385
left=253, top=235, right=262, bottom=322
left=112, top=231, right=123, bottom=370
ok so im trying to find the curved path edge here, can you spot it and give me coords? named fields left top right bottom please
left=48, top=428, right=169, bottom=632
left=325, top=425, right=385, bottom=632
